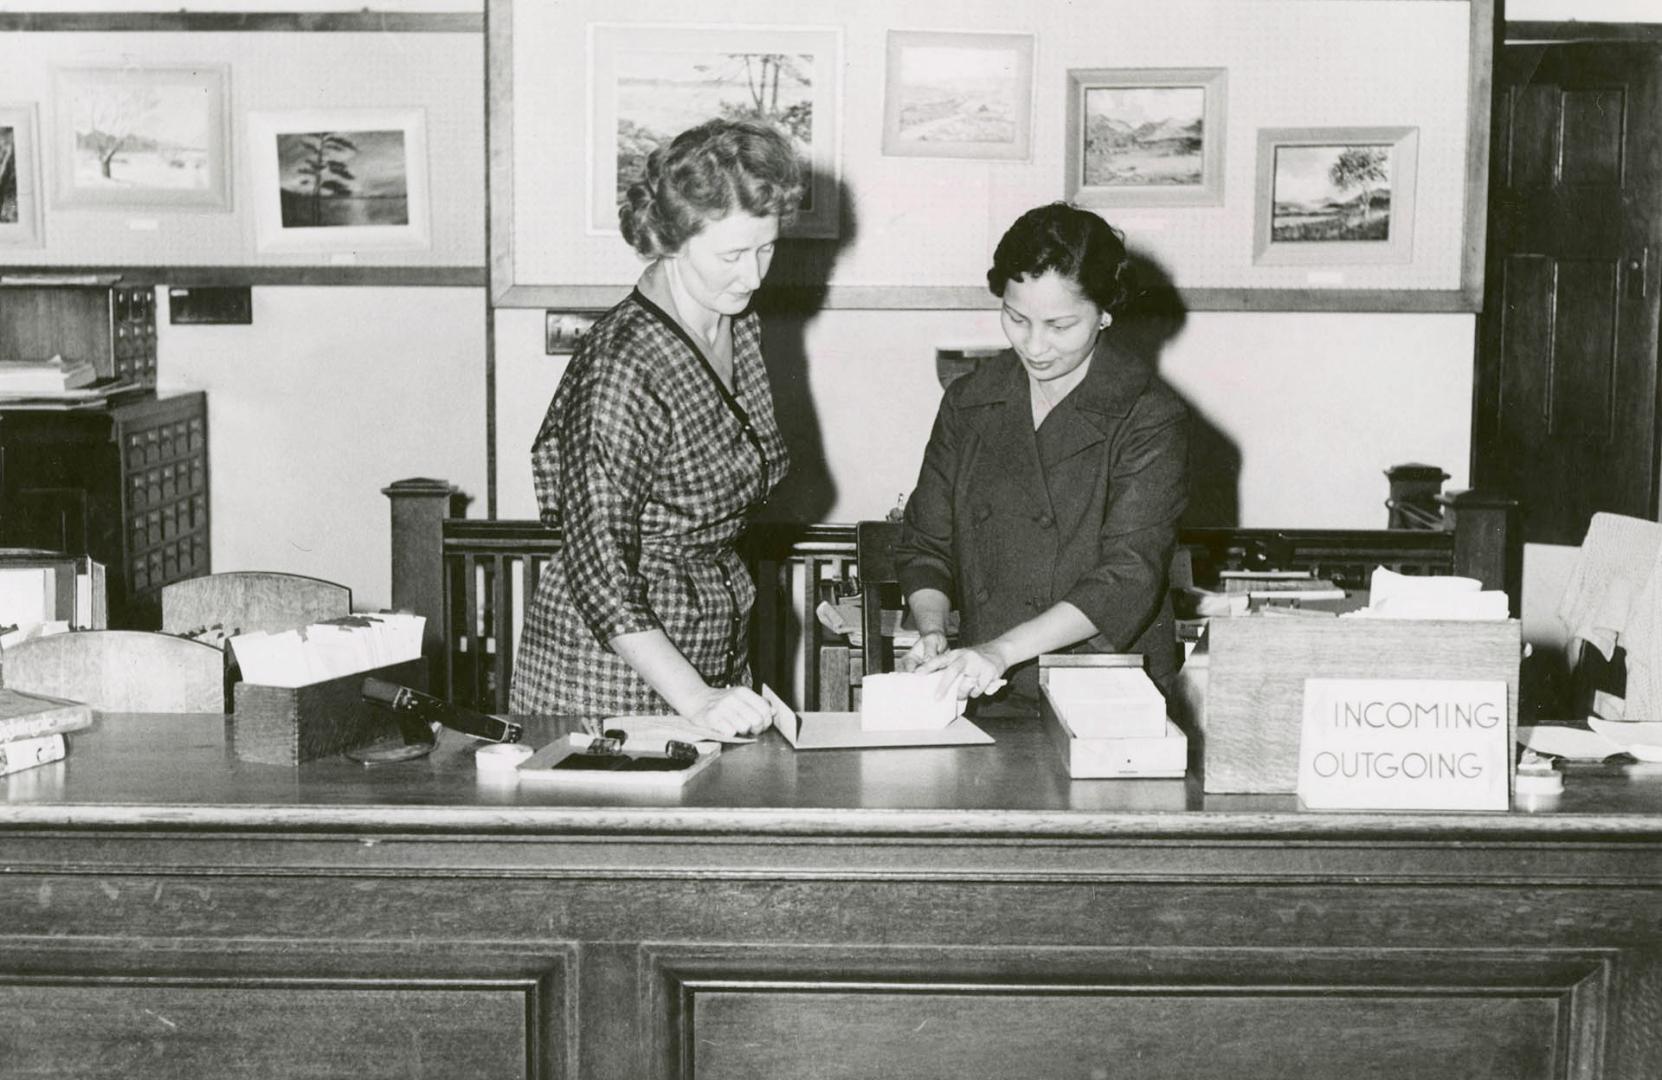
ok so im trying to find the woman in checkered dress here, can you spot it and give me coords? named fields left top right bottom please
left=509, top=119, right=795, bottom=736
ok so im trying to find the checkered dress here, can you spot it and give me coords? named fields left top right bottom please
left=509, top=286, right=789, bottom=716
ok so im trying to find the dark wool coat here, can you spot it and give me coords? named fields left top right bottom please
left=510, top=283, right=788, bottom=716
left=895, top=338, right=1188, bottom=712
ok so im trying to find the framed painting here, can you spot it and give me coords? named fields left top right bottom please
left=0, top=104, right=44, bottom=246
left=881, top=29, right=1035, bottom=161
left=1253, top=126, right=1419, bottom=265
left=52, top=65, right=230, bottom=210
left=246, top=107, right=432, bottom=253
left=586, top=23, right=842, bottom=239
left=1065, top=67, right=1226, bottom=207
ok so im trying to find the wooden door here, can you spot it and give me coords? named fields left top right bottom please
left=1475, top=42, right=1662, bottom=545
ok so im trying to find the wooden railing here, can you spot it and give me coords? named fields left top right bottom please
left=387, top=479, right=1516, bottom=713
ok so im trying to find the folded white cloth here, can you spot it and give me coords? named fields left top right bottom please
left=1557, top=513, right=1662, bottom=661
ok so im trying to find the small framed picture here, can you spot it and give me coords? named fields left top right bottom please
left=52, top=65, right=231, bottom=211
left=881, top=29, right=1035, bottom=161
left=587, top=23, right=843, bottom=239
left=0, top=103, right=44, bottom=246
left=1065, top=67, right=1226, bottom=207
left=246, top=107, right=431, bottom=253
left=1253, top=126, right=1419, bottom=266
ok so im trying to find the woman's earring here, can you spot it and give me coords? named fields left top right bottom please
left=1098, top=315, right=1113, bottom=330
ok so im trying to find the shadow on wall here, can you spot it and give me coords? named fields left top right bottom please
left=755, top=168, right=858, bottom=524
left=1117, top=249, right=1242, bottom=528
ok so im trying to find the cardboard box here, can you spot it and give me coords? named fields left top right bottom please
left=1039, top=655, right=1187, bottom=779
left=229, top=658, right=426, bottom=766
left=1169, top=617, right=1521, bottom=794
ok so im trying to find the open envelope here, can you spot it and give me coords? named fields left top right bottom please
left=762, top=685, right=994, bottom=751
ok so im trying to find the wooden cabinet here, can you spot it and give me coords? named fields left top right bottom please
left=0, top=391, right=209, bottom=628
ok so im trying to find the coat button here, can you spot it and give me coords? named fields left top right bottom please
left=975, top=586, right=990, bottom=602
left=1036, top=513, right=1054, bottom=529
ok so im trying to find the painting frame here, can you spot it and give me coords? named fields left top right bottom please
left=1065, top=67, right=1226, bottom=208
left=51, top=64, right=230, bottom=211
left=246, top=106, right=432, bottom=254
left=1253, top=126, right=1420, bottom=266
left=586, top=22, right=843, bottom=239
left=0, top=103, right=44, bottom=247
left=881, top=28, right=1035, bottom=162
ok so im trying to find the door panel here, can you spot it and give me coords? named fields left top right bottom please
left=1475, top=43, right=1662, bottom=545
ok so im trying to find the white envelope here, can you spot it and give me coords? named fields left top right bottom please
left=857, top=671, right=960, bottom=731
left=763, top=685, right=993, bottom=751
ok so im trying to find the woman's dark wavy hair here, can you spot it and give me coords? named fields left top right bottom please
left=619, top=118, right=804, bottom=258
left=987, top=202, right=1137, bottom=315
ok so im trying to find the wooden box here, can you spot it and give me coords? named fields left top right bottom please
left=230, top=658, right=426, bottom=766
left=1169, top=617, right=1521, bottom=794
left=1039, top=655, right=1188, bottom=779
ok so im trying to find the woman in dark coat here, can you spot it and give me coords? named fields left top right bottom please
left=895, top=203, right=1188, bottom=714
left=510, top=119, right=796, bottom=736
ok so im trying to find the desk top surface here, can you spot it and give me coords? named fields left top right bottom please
left=5, top=712, right=1662, bottom=840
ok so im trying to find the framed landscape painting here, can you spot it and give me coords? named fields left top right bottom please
left=1253, top=126, right=1419, bottom=265
left=882, top=29, right=1035, bottom=161
left=587, top=23, right=842, bottom=238
left=52, top=65, right=230, bottom=210
left=0, top=104, right=43, bottom=246
left=1065, top=67, right=1226, bottom=207
left=247, top=107, right=431, bottom=253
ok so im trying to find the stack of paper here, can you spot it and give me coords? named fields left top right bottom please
left=0, top=687, right=94, bottom=779
left=1342, top=566, right=1510, bottom=620
left=1043, top=666, right=1167, bottom=738
left=230, top=612, right=426, bottom=688
left=858, top=671, right=961, bottom=731
left=0, top=355, right=99, bottom=396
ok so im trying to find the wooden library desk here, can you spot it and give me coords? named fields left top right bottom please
left=4, top=712, right=1662, bottom=1079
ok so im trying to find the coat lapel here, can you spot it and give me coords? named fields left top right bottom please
left=1037, top=336, right=1153, bottom=469
left=959, top=357, right=1053, bottom=519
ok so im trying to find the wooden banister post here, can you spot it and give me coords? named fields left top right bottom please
left=384, top=477, right=454, bottom=695
left=1438, top=488, right=1520, bottom=616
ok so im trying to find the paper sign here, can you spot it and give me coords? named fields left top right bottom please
left=1297, top=678, right=1509, bottom=810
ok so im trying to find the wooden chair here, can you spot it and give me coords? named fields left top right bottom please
left=1, top=630, right=225, bottom=712
left=857, top=520, right=903, bottom=682
left=161, top=571, right=352, bottom=638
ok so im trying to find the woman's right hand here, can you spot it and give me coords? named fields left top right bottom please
left=898, top=630, right=950, bottom=672
left=685, top=685, right=775, bottom=738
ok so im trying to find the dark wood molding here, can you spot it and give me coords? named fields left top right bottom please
left=0, top=11, right=482, bottom=32
left=2, top=266, right=486, bottom=288
left=1507, top=21, right=1662, bottom=43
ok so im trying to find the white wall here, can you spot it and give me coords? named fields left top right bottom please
left=495, top=304, right=1473, bottom=528
left=159, top=286, right=488, bottom=611
left=1507, top=0, right=1662, bottom=20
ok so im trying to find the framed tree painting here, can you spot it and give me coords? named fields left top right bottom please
left=246, top=107, right=432, bottom=253
left=0, top=103, right=44, bottom=246
left=586, top=23, right=842, bottom=238
left=1065, top=68, right=1226, bottom=207
left=52, top=65, right=230, bottom=210
left=1253, top=126, right=1419, bottom=266
left=881, top=29, right=1035, bottom=161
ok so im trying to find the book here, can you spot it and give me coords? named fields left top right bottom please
left=0, top=732, right=67, bottom=777
left=1222, top=576, right=1346, bottom=601
left=0, top=688, right=95, bottom=742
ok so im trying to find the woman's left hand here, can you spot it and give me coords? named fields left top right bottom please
left=914, top=645, right=1010, bottom=700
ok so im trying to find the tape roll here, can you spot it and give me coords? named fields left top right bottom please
left=475, top=742, right=533, bottom=772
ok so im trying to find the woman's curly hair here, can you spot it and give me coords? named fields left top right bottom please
left=619, top=118, right=804, bottom=258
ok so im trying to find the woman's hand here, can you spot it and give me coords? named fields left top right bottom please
left=685, top=685, right=775, bottom=738
left=915, top=644, right=1010, bottom=701
left=898, top=629, right=950, bottom=672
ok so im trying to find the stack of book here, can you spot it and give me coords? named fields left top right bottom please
left=0, top=354, right=100, bottom=398
left=0, top=687, right=93, bottom=779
